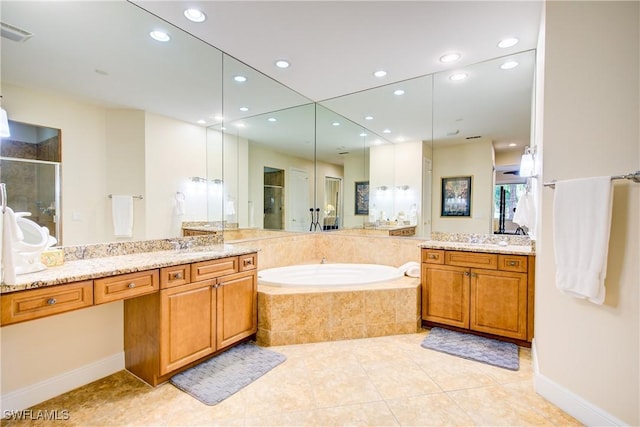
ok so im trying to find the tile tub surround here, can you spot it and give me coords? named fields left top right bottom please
left=257, top=277, right=421, bottom=346
left=0, top=241, right=256, bottom=293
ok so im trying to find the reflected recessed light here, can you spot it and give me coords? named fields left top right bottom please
left=440, top=53, right=461, bottom=63
left=364, top=115, right=374, bottom=121
left=449, top=72, right=468, bottom=81
left=373, top=70, right=387, bottom=78
left=508, top=143, right=517, bottom=147
left=220, top=126, right=227, bottom=131
left=267, top=117, right=277, bottom=122
left=239, top=107, right=249, bottom=112
left=498, top=37, right=519, bottom=48
left=149, top=30, right=170, bottom=42
left=197, top=119, right=206, bottom=125
left=373, top=139, right=383, bottom=145
left=233, top=75, right=247, bottom=82
left=383, top=129, right=391, bottom=134
left=234, top=123, right=245, bottom=128
left=275, top=59, right=290, bottom=69
left=396, top=137, right=406, bottom=143
left=500, top=61, right=519, bottom=70
left=393, top=89, right=405, bottom=96
left=184, top=8, right=206, bottom=23
left=360, top=132, right=367, bottom=137
left=213, top=115, right=224, bottom=121
left=332, top=122, right=340, bottom=126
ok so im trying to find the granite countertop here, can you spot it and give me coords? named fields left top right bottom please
left=181, top=226, right=223, bottom=232
left=1, top=244, right=258, bottom=294
left=420, top=240, right=534, bottom=256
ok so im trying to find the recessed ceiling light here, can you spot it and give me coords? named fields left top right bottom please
left=197, top=119, right=206, bottom=125
left=498, top=37, right=519, bottom=48
left=396, top=137, right=406, bottom=143
left=234, top=123, right=245, bottom=128
left=508, top=143, right=517, bottom=147
left=500, top=61, right=519, bottom=70
left=213, top=115, right=224, bottom=121
left=440, top=53, right=461, bottom=63
left=332, top=122, right=340, bottom=126
left=360, top=132, right=367, bottom=137
left=393, top=89, right=405, bottom=96
left=364, top=115, right=374, bottom=121
left=267, top=117, right=277, bottom=122
left=184, top=8, right=206, bottom=23
left=149, top=30, right=170, bottom=42
left=373, top=70, right=387, bottom=78
left=275, top=59, right=290, bottom=69
left=239, top=107, right=249, bottom=112
left=383, top=129, right=391, bottom=134
left=233, top=75, right=247, bottom=82
left=449, top=72, right=468, bottom=81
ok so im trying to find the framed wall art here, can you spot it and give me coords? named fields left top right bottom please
left=354, top=181, right=369, bottom=215
left=441, top=176, right=472, bottom=217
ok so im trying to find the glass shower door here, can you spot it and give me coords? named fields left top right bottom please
left=0, top=157, right=61, bottom=241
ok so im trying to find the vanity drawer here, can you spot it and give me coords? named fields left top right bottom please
left=498, top=255, right=528, bottom=273
left=192, top=257, right=238, bottom=281
left=422, top=249, right=445, bottom=264
left=239, top=253, right=257, bottom=271
left=160, top=264, right=191, bottom=289
left=445, top=251, right=498, bottom=270
left=94, top=270, right=159, bottom=304
left=1, top=281, right=94, bottom=326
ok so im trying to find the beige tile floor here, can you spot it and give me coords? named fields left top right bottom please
left=2, top=330, right=582, bottom=426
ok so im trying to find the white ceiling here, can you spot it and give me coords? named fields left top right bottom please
left=133, top=1, right=542, bottom=102
left=1, top=1, right=542, bottom=164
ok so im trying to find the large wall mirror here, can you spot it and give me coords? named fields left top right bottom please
left=1, top=0, right=535, bottom=245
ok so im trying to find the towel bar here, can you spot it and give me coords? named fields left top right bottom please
left=108, top=194, right=144, bottom=199
left=544, top=170, right=640, bottom=189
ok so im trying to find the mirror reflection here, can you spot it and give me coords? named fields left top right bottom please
left=1, top=0, right=535, bottom=245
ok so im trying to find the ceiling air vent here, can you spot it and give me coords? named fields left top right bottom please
left=1, top=21, right=34, bottom=42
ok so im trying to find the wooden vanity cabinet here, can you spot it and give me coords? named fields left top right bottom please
left=421, top=249, right=534, bottom=343
left=1, top=280, right=93, bottom=326
left=125, top=254, right=258, bottom=386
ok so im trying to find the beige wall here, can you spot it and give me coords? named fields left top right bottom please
left=536, top=2, right=639, bottom=425
left=431, top=138, right=495, bottom=234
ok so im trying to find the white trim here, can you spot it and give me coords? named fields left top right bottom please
left=532, top=340, right=626, bottom=426
left=0, top=352, right=124, bottom=413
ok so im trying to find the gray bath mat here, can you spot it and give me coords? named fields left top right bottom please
left=421, top=327, right=519, bottom=370
left=170, top=341, right=286, bottom=405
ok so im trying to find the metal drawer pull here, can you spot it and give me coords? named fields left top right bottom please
left=47, top=298, right=57, bottom=305
left=508, top=261, right=517, bottom=266
left=128, top=282, right=136, bottom=289
left=428, top=254, right=438, bottom=259
left=244, top=258, right=253, bottom=265
left=174, top=272, right=183, bottom=279
left=464, top=271, right=470, bottom=276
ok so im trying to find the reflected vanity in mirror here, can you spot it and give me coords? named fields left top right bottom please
left=1, top=0, right=535, bottom=245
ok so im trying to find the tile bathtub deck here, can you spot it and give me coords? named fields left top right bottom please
left=2, top=331, right=582, bottom=426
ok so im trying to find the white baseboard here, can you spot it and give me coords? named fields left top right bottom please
left=1, top=352, right=124, bottom=414
left=531, top=340, right=626, bottom=426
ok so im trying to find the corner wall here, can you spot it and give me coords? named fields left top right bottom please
left=536, top=2, right=639, bottom=425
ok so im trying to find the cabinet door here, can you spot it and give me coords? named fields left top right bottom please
left=216, top=271, right=257, bottom=349
left=470, top=269, right=527, bottom=340
left=160, top=279, right=217, bottom=375
left=422, top=263, right=470, bottom=328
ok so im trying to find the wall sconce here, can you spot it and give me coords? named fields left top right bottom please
left=0, top=99, right=10, bottom=138
left=212, top=178, right=224, bottom=185
left=376, top=185, right=389, bottom=191
left=191, top=176, right=207, bottom=183
left=396, top=185, right=410, bottom=191
left=519, top=146, right=536, bottom=177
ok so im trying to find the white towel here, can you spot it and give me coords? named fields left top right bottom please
left=513, top=192, right=536, bottom=231
left=398, top=261, right=420, bottom=277
left=112, top=195, right=134, bottom=238
left=553, top=176, right=613, bottom=304
left=2, top=207, right=23, bottom=285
